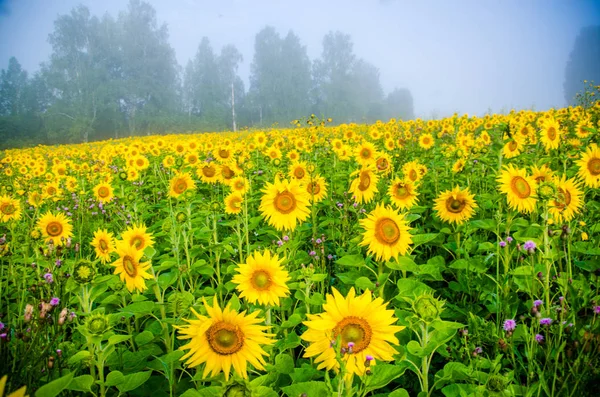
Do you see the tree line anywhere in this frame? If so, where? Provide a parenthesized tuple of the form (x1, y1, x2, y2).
(0, 0, 414, 148)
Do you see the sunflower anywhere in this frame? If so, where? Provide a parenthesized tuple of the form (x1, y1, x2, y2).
(576, 144, 600, 188)
(42, 182, 62, 200)
(224, 192, 243, 215)
(218, 164, 237, 185)
(355, 141, 378, 166)
(402, 161, 425, 183)
(433, 186, 478, 224)
(121, 223, 154, 251)
(259, 178, 311, 231)
(93, 183, 114, 203)
(374, 153, 393, 175)
(230, 176, 249, 195)
(349, 166, 379, 204)
(197, 163, 221, 184)
(540, 119, 561, 152)
(177, 298, 274, 381)
(169, 172, 196, 198)
(387, 178, 418, 210)
(549, 175, 583, 223)
(530, 164, 554, 185)
(418, 133, 435, 150)
(91, 228, 116, 264)
(37, 211, 73, 245)
(0, 375, 27, 397)
(301, 288, 403, 377)
(289, 161, 308, 182)
(111, 240, 152, 292)
(232, 250, 290, 306)
(359, 204, 413, 261)
(162, 155, 175, 168)
(303, 174, 328, 203)
(27, 191, 43, 208)
(502, 139, 524, 159)
(498, 165, 537, 213)
(0, 195, 21, 223)
(452, 158, 466, 173)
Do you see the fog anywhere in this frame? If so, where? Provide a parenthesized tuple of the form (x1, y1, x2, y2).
(2, 0, 598, 118)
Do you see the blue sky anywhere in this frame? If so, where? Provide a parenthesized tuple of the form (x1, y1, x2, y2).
(1, 0, 599, 118)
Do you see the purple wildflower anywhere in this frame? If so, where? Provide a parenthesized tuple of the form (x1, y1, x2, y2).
(327, 254, 334, 260)
(533, 300, 543, 308)
(499, 241, 506, 248)
(535, 334, 544, 343)
(594, 306, 600, 314)
(44, 273, 53, 284)
(365, 355, 374, 361)
(50, 297, 60, 306)
(503, 319, 516, 332)
(309, 250, 317, 256)
(506, 236, 513, 243)
(316, 238, 322, 244)
(540, 318, 552, 326)
(283, 235, 289, 242)
(277, 240, 283, 247)
(523, 240, 536, 253)
(0, 322, 4, 331)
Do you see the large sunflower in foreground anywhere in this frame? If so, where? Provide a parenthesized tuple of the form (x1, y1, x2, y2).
(91, 228, 116, 264)
(549, 175, 583, 223)
(232, 250, 290, 306)
(433, 186, 478, 225)
(177, 298, 274, 381)
(498, 165, 537, 213)
(259, 178, 310, 231)
(302, 287, 403, 377)
(359, 204, 413, 261)
(169, 172, 196, 198)
(349, 166, 379, 204)
(111, 241, 152, 293)
(576, 144, 600, 188)
(93, 183, 114, 203)
(0, 195, 21, 223)
(37, 211, 73, 245)
(121, 223, 154, 251)
(387, 178, 419, 210)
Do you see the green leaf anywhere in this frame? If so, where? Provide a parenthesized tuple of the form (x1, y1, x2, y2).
(386, 256, 417, 271)
(104, 371, 125, 387)
(364, 363, 409, 393)
(135, 330, 154, 346)
(108, 334, 131, 346)
(67, 350, 91, 365)
(158, 271, 178, 289)
(470, 219, 497, 231)
(280, 313, 303, 328)
(35, 373, 74, 397)
(449, 259, 487, 273)
(411, 233, 439, 248)
(396, 278, 434, 298)
(67, 375, 94, 392)
(281, 381, 330, 397)
(389, 389, 410, 397)
(310, 273, 327, 282)
(275, 353, 295, 375)
(355, 276, 375, 290)
(120, 301, 155, 315)
(116, 371, 152, 393)
(335, 254, 365, 267)
(144, 246, 156, 259)
(179, 389, 203, 397)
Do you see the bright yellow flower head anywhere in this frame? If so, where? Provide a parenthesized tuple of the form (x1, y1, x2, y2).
(37, 211, 73, 246)
(91, 228, 116, 264)
(0, 195, 21, 223)
(434, 186, 478, 225)
(359, 203, 413, 262)
(232, 250, 290, 306)
(259, 177, 311, 231)
(169, 172, 196, 198)
(498, 164, 537, 213)
(111, 240, 152, 293)
(121, 223, 154, 251)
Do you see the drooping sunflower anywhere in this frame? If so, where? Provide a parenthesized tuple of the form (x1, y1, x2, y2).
(93, 183, 114, 203)
(303, 174, 328, 203)
(451, 158, 466, 173)
(121, 223, 154, 251)
(111, 240, 152, 293)
(302, 287, 403, 377)
(169, 172, 196, 198)
(359, 204, 413, 261)
(387, 178, 419, 210)
(433, 186, 478, 224)
(232, 250, 290, 306)
(540, 118, 561, 152)
(37, 211, 73, 245)
(498, 164, 537, 213)
(224, 192, 244, 215)
(177, 298, 274, 381)
(576, 144, 600, 188)
(549, 175, 583, 223)
(349, 166, 379, 204)
(0, 375, 27, 397)
(0, 195, 21, 223)
(259, 178, 311, 231)
(91, 228, 116, 264)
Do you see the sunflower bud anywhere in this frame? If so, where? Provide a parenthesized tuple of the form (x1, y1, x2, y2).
(412, 293, 444, 323)
(537, 181, 556, 200)
(84, 313, 110, 336)
(486, 375, 507, 393)
(73, 260, 95, 284)
(223, 382, 252, 397)
(175, 211, 188, 224)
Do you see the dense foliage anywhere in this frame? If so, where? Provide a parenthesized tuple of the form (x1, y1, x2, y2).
(1, 98, 600, 396)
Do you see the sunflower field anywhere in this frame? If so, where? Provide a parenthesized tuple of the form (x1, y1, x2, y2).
(1, 100, 600, 397)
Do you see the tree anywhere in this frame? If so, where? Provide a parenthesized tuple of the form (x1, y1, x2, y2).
(218, 44, 244, 131)
(384, 88, 414, 121)
(0, 57, 28, 116)
(564, 26, 600, 106)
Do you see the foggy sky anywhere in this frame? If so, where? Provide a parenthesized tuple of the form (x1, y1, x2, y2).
(1, 0, 599, 119)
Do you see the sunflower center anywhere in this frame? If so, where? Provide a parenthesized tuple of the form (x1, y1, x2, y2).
(99, 239, 109, 252)
(251, 270, 272, 290)
(547, 127, 557, 140)
(219, 149, 230, 159)
(203, 166, 216, 177)
(510, 176, 531, 198)
(294, 168, 305, 179)
(360, 149, 371, 159)
(446, 197, 466, 213)
(376, 158, 389, 171)
(334, 316, 372, 353)
(98, 187, 110, 198)
(508, 141, 518, 151)
(394, 184, 409, 199)
(408, 169, 418, 182)
(588, 158, 600, 176)
(0, 202, 15, 215)
(47, 187, 57, 195)
(46, 221, 63, 237)
(554, 187, 571, 210)
(221, 166, 234, 179)
(207, 322, 244, 355)
(308, 182, 321, 195)
(174, 179, 188, 194)
(130, 236, 144, 249)
(358, 172, 371, 191)
(375, 218, 400, 245)
(234, 181, 245, 190)
(274, 191, 296, 214)
(122, 255, 137, 277)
